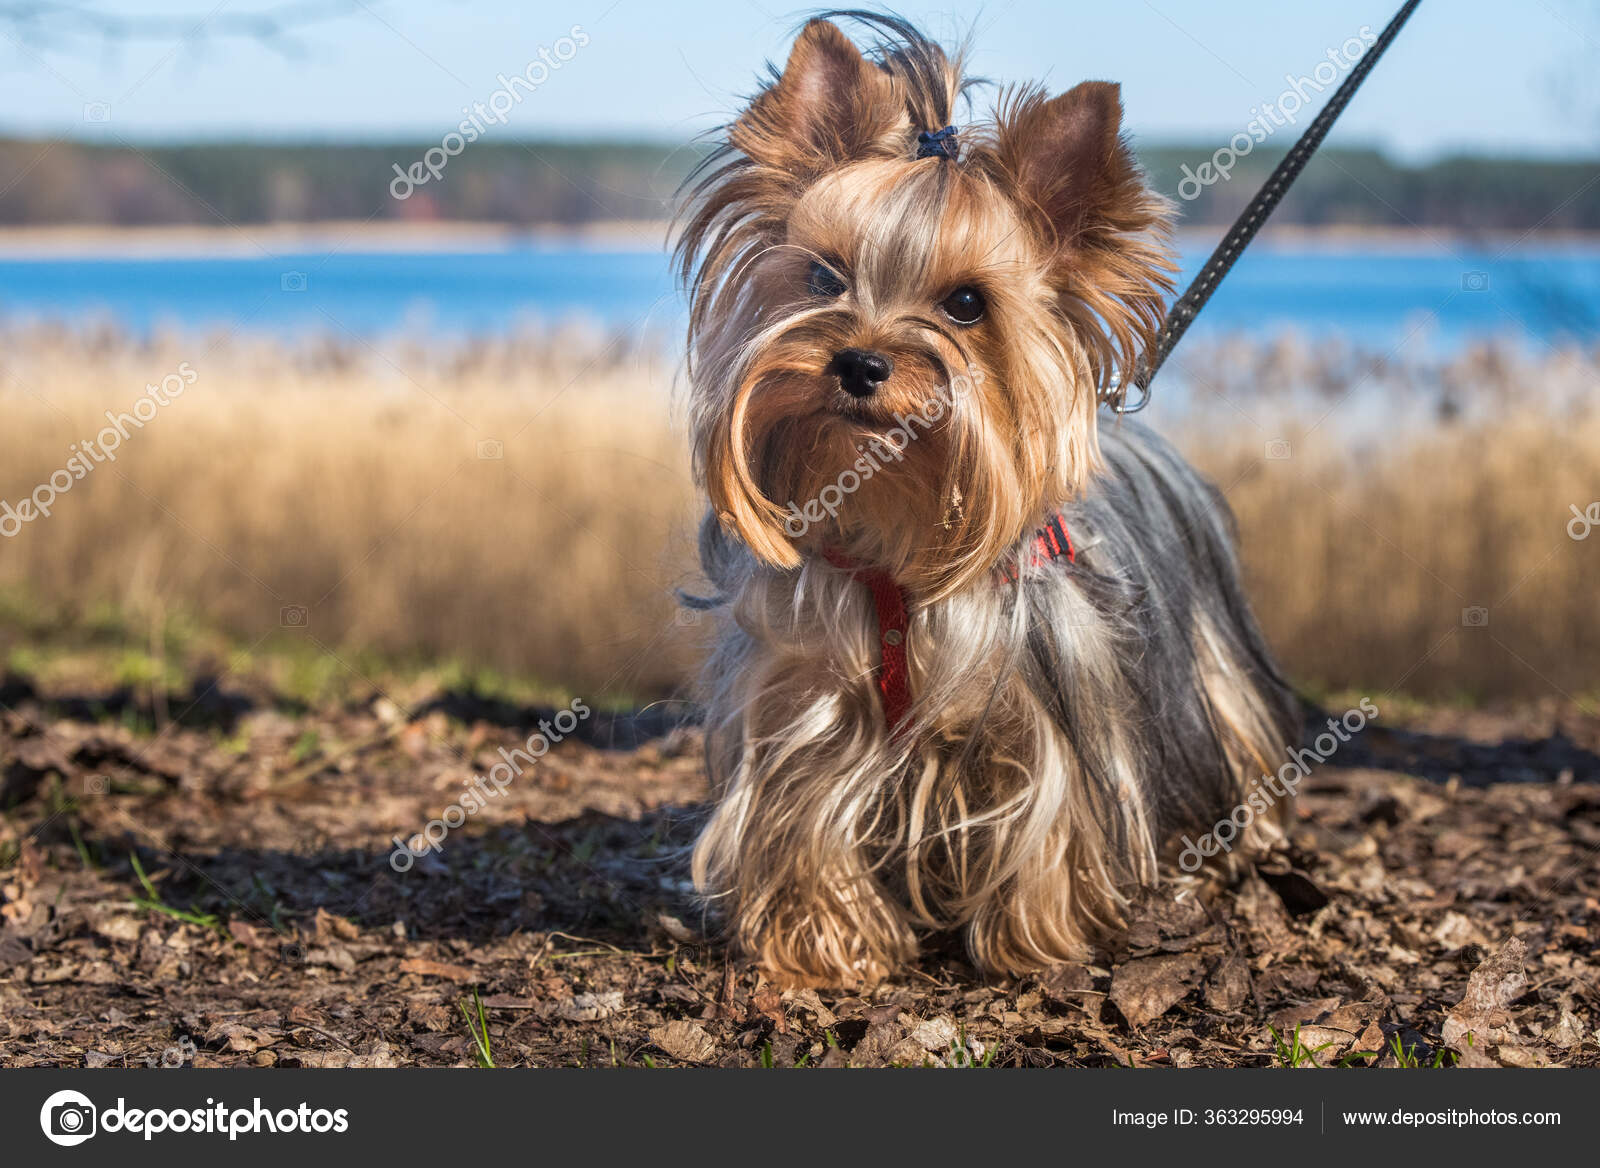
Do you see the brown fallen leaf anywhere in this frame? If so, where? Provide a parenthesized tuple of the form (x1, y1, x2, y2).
(906, 1015, 959, 1052)
(1547, 1008, 1587, 1049)
(93, 916, 144, 944)
(289, 1042, 399, 1069)
(398, 957, 477, 982)
(1452, 1037, 1501, 1069)
(406, 1004, 455, 1032)
(1037, 963, 1101, 1012)
(314, 908, 361, 943)
(1110, 953, 1204, 1029)
(1295, 1025, 1358, 1060)
(1352, 1018, 1386, 1063)
(1495, 1045, 1549, 1068)
(1203, 953, 1252, 1013)
(749, 984, 787, 1033)
(553, 991, 623, 1022)
(304, 946, 357, 973)
(0, 929, 32, 973)
(656, 913, 696, 944)
(787, 988, 837, 1028)
(1431, 911, 1485, 950)
(206, 1022, 275, 1053)
(1233, 875, 1297, 956)
(1318, 986, 1390, 1035)
(847, 1020, 910, 1067)
(1122, 889, 1214, 952)
(649, 1020, 717, 1064)
(1442, 936, 1527, 1056)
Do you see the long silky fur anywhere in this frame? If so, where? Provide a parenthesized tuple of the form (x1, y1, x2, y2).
(678, 14, 1299, 985)
(690, 423, 1298, 981)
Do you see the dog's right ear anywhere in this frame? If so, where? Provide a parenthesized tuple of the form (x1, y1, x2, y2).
(731, 19, 907, 180)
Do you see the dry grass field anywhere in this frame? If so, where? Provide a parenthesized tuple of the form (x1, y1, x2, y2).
(0, 325, 699, 702)
(1, 324, 1595, 704)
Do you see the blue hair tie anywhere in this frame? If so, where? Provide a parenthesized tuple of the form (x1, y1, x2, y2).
(915, 125, 958, 160)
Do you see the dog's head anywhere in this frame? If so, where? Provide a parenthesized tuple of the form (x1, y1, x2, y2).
(678, 15, 1174, 597)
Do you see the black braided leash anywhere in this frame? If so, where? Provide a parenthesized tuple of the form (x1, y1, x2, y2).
(1109, 0, 1424, 413)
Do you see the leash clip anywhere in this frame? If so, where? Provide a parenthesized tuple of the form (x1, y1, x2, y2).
(1101, 372, 1152, 415)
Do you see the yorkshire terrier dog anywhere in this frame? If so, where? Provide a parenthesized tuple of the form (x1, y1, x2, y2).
(676, 14, 1298, 986)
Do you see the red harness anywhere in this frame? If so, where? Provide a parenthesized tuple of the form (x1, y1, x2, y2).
(825, 512, 1075, 735)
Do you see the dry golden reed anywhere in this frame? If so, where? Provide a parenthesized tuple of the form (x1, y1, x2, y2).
(0, 325, 701, 698)
(1204, 408, 1600, 702)
(1, 324, 1595, 702)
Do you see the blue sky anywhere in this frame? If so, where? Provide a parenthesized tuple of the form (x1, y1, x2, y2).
(0, 0, 1596, 159)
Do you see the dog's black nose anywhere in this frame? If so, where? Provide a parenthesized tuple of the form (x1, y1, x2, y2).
(829, 348, 893, 398)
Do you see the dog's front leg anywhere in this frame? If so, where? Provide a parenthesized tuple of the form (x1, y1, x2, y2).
(693, 666, 917, 988)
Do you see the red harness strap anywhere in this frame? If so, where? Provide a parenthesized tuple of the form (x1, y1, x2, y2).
(1014, 511, 1076, 581)
(824, 548, 914, 732)
(825, 512, 1075, 735)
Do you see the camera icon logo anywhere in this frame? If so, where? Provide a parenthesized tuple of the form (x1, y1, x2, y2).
(280, 604, 308, 628)
(82, 102, 111, 123)
(1461, 271, 1490, 292)
(280, 271, 308, 293)
(1264, 438, 1292, 461)
(476, 438, 504, 460)
(1461, 606, 1489, 627)
(40, 1089, 97, 1146)
(83, 773, 110, 796)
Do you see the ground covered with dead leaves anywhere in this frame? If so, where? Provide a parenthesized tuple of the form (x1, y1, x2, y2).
(1, 669, 1597, 1069)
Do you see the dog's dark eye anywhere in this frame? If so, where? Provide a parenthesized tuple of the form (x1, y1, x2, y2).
(939, 285, 986, 325)
(808, 261, 847, 298)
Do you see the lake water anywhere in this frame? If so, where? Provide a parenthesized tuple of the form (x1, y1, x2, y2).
(1, 238, 1597, 351)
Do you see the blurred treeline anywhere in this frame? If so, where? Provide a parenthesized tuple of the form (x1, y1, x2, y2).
(0, 139, 695, 226)
(1, 136, 1595, 230)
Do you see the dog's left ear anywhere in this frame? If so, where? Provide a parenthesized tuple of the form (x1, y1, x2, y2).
(993, 81, 1164, 256)
(993, 81, 1174, 386)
